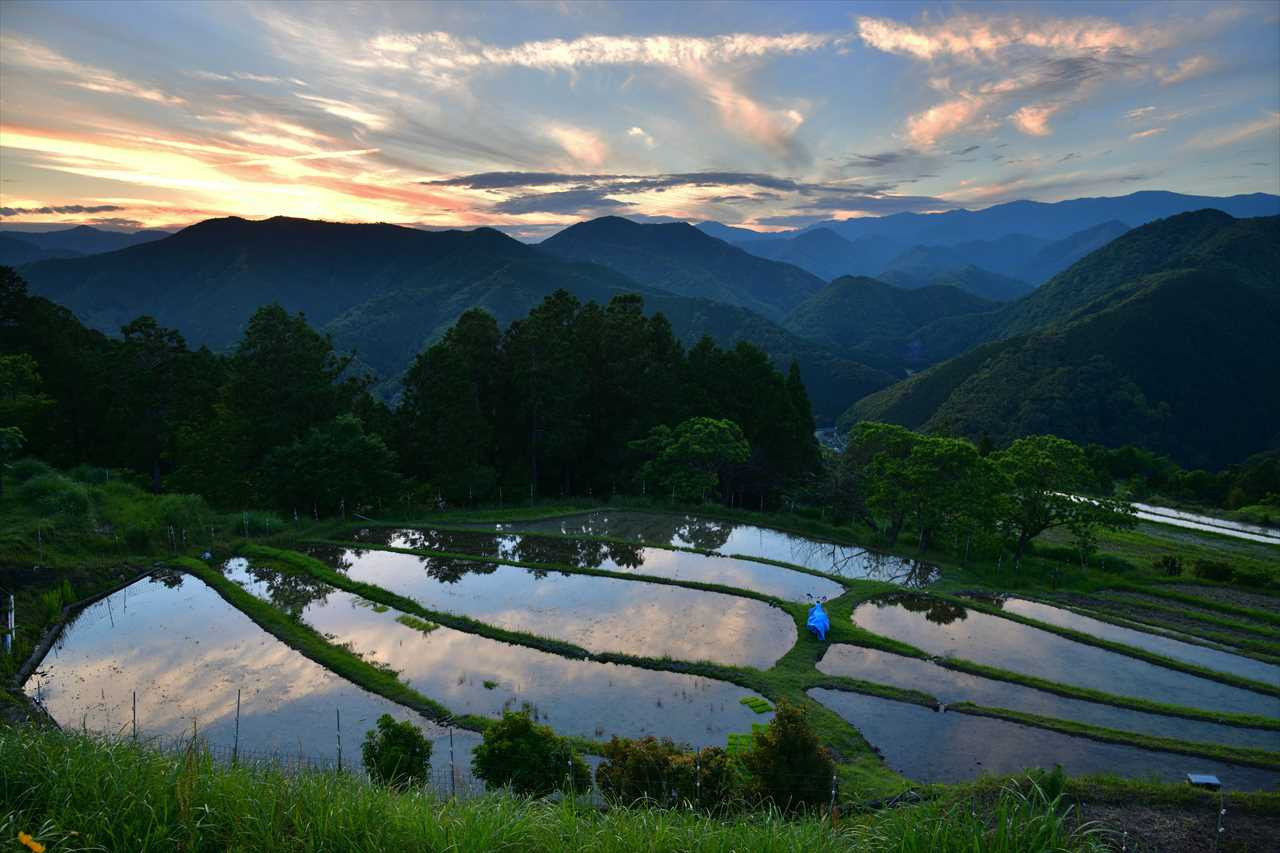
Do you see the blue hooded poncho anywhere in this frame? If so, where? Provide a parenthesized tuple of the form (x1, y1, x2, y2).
(807, 602, 830, 641)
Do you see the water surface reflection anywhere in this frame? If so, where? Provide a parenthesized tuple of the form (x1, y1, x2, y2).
(309, 546, 797, 668)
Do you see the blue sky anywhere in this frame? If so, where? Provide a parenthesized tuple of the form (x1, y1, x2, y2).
(1, 0, 1277, 236)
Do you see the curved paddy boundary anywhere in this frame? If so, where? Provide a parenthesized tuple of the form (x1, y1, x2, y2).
(1086, 593, 1280, 643)
(822, 591, 1280, 733)
(1006, 592, 1280, 666)
(1111, 581, 1280, 627)
(912, 590, 1280, 700)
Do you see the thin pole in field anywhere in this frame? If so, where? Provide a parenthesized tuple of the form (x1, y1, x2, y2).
(336, 708, 342, 773)
(233, 689, 241, 765)
(449, 726, 456, 798)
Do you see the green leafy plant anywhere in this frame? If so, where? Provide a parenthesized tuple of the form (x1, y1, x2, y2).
(741, 701, 834, 811)
(360, 714, 433, 790)
(471, 707, 589, 798)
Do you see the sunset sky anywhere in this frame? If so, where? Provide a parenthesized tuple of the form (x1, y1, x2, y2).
(2, 0, 1278, 238)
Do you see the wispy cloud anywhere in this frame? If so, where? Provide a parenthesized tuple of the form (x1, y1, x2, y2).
(1157, 55, 1217, 86)
(1, 34, 185, 104)
(627, 126, 656, 149)
(1184, 112, 1280, 151)
(547, 125, 608, 169)
(0, 203, 123, 216)
(1129, 127, 1167, 141)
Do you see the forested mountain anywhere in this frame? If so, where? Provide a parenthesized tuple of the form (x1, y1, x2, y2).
(539, 216, 825, 320)
(783, 276, 995, 353)
(845, 211, 1280, 468)
(2, 268, 819, 507)
(16, 216, 890, 420)
(0, 225, 170, 259)
(0, 234, 81, 266)
(876, 264, 1033, 302)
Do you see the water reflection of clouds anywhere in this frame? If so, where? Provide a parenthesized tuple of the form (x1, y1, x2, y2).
(852, 599, 1279, 717)
(1002, 598, 1280, 685)
(26, 577, 441, 758)
(808, 688, 1280, 790)
(286, 589, 766, 746)
(323, 547, 795, 668)
(817, 644, 1280, 751)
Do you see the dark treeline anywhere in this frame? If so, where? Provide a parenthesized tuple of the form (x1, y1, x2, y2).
(1085, 443, 1280, 512)
(1, 268, 818, 513)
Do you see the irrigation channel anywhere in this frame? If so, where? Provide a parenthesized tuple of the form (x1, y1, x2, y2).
(22, 511, 1280, 792)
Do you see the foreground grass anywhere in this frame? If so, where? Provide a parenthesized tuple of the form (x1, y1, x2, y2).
(0, 726, 1117, 853)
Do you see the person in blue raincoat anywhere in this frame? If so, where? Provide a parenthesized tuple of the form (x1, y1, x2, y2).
(807, 600, 830, 640)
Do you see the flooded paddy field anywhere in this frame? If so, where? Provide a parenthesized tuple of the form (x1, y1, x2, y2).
(808, 689, 1280, 790)
(817, 645, 1279, 751)
(224, 559, 771, 748)
(995, 598, 1280, 685)
(464, 511, 938, 584)
(851, 595, 1279, 718)
(308, 545, 797, 668)
(350, 527, 844, 601)
(23, 573, 475, 764)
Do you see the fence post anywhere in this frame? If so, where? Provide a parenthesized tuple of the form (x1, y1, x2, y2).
(695, 749, 701, 810)
(336, 708, 342, 773)
(449, 725, 456, 798)
(132, 690, 137, 742)
(829, 773, 838, 823)
(233, 688, 241, 765)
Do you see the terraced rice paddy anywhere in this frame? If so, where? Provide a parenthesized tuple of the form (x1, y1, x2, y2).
(808, 689, 1280, 790)
(308, 545, 797, 668)
(468, 511, 938, 584)
(350, 527, 845, 601)
(850, 595, 1278, 717)
(224, 558, 771, 747)
(24, 573, 471, 762)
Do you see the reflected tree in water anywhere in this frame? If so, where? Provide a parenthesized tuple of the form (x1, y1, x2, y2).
(673, 518, 733, 551)
(246, 564, 331, 618)
(894, 594, 969, 626)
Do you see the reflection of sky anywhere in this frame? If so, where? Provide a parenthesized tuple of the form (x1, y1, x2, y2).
(818, 645, 1279, 751)
(852, 601, 1280, 718)
(357, 527, 844, 601)
(482, 511, 937, 584)
(1131, 502, 1280, 545)
(315, 547, 796, 668)
(23, 575, 465, 761)
(1003, 599, 1280, 685)
(808, 689, 1279, 790)
(227, 560, 769, 747)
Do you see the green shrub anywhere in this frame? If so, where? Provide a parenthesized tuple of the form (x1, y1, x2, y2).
(9, 457, 52, 483)
(67, 464, 111, 484)
(741, 701, 834, 811)
(1192, 559, 1233, 582)
(39, 579, 75, 622)
(154, 493, 210, 529)
(18, 473, 92, 519)
(597, 737, 684, 804)
(668, 746, 742, 810)
(1153, 555, 1182, 577)
(360, 714, 432, 790)
(123, 526, 153, 553)
(471, 708, 589, 798)
(1230, 566, 1273, 589)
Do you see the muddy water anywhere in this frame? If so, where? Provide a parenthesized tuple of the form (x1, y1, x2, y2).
(463, 511, 937, 584)
(23, 573, 476, 765)
(225, 559, 771, 747)
(999, 598, 1280, 685)
(808, 688, 1280, 790)
(850, 596, 1279, 718)
(817, 645, 1279, 751)
(308, 545, 797, 669)
(351, 528, 844, 602)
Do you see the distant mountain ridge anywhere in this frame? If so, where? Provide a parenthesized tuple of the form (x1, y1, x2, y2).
(0, 225, 170, 262)
(15, 215, 892, 420)
(540, 216, 825, 321)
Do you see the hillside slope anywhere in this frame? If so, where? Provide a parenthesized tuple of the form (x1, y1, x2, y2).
(783, 276, 996, 352)
(844, 212, 1280, 467)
